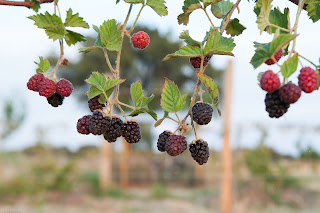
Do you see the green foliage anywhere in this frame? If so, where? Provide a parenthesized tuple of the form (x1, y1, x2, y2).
(203, 31, 235, 56)
(100, 19, 122, 51)
(196, 73, 219, 108)
(179, 30, 201, 47)
(163, 45, 202, 61)
(178, 0, 202, 25)
(306, 0, 320, 22)
(35, 56, 50, 73)
(65, 9, 90, 28)
(256, 0, 273, 34)
(160, 79, 187, 113)
(225, 18, 246, 37)
(146, 0, 168, 16)
(211, 0, 233, 19)
(280, 54, 298, 78)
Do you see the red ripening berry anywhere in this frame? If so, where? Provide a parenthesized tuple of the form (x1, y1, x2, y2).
(265, 49, 283, 65)
(260, 70, 281, 93)
(189, 55, 212, 69)
(131, 31, 150, 49)
(298, 67, 319, 93)
(38, 79, 56, 97)
(27, 73, 45, 92)
(278, 83, 301, 104)
(56, 79, 73, 97)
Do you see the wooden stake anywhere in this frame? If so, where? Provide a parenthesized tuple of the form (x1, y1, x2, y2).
(120, 137, 130, 188)
(99, 138, 112, 191)
(221, 60, 233, 213)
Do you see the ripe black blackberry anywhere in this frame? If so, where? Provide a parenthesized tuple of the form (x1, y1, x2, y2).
(189, 139, 210, 165)
(122, 120, 141, 144)
(88, 95, 105, 112)
(88, 111, 110, 135)
(77, 115, 91, 135)
(103, 116, 123, 143)
(192, 102, 213, 125)
(165, 135, 187, 156)
(157, 130, 172, 152)
(47, 93, 64, 107)
(265, 90, 290, 118)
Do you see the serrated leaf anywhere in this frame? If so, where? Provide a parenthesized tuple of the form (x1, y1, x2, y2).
(201, 0, 222, 7)
(93, 25, 99, 33)
(86, 86, 103, 99)
(64, 9, 89, 28)
(146, 0, 168, 16)
(141, 94, 155, 107)
(250, 42, 271, 68)
(35, 56, 50, 73)
(65, 30, 86, 46)
(256, 0, 273, 34)
(30, 0, 40, 12)
(196, 73, 219, 106)
(204, 31, 235, 56)
(100, 19, 122, 51)
(269, 34, 297, 54)
(143, 107, 158, 121)
(211, 0, 234, 18)
(161, 79, 186, 113)
(281, 54, 298, 78)
(85, 72, 107, 91)
(28, 12, 66, 41)
(104, 78, 125, 92)
(130, 81, 144, 107)
(268, 7, 290, 34)
(225, 18, 246, 36)
(202, 28, 214, 44)
(179, 30, 201, 47)
(163, 45, 202, 61)
(306, 0, 320, 22)
(178, 0, 202, 25)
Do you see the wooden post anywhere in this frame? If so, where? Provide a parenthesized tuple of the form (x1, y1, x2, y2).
(99, 138, 112, 191)
(120, 137, 130, 188)
(221, 60, 233, 213)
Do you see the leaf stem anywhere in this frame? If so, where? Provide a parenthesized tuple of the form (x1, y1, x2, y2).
(268, 24, 291, 33)
(182, 79, 201, 123)
(116, 103, 128, 122)
(220, 0, 241, 34)
(128, 4, 145, 33)
(47, 39, 64, 82)
(296, 53, 317, 68)
(103, 49, 116, 74)
(202, 8, 215, 28)
(118, 101, 136, 110)
(289, 0, 305, 58)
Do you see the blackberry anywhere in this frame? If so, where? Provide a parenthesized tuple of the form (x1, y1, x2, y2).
(189, 139, 210, 165)
(39, 79, 56, 97)
(47, 93, 64, 107)
(122, 120, 141, 144)
(103, 116, 123, 143)
(189, 55, 212, 69)
(192, 102, 213, 125)
(27, 73, 45, 92)
(279, 83, 301, 104)
(77, 115, 91, 135)
(56, 79, 73, 97)
(157, 130, 172, 152)
(88, 111, 110, 135)
(165, 135, 187, 156)
(265, 90, 290, 118)
(88, 95, 105, 112)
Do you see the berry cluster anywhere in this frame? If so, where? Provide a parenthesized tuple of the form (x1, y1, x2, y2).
(77, 95, 142, 144)
(260, 67, 319, 118)
(27, 73, 73, 107)
(156, 102, 213, 165)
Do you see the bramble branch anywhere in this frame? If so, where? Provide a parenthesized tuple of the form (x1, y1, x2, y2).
(0, 0, 54, 8)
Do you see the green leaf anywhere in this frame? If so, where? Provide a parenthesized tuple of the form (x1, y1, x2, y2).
(79, 28, 104, 53)
(204, 31, 235, 56)
(93, 25, 100, 33)
(256, 0, 273, 34)
(280, 54, 298, 78)
(201, 0, 222, 7)
(211, 0, 233, 18)
(154, 111, 169, 127)
(129, 109, 144, 117)
(250, 42, 271, 69)
(28, 12, 66, 41)
(141, 95, 154, 107)
(163, 45, 202, 61)
(99, 19, 122, 51)
(225, 18, 246, 36)
(85, 72, 107, 91)
(306, 0, 320, 22)
(268, 7, 290, 34)
(179, 30, 201, 47)
(86, 86, 103, 99)
(35, 57, 50, 73)
(269, 34, 297, 54)
(30, 0, 40, 12)
(146, 0, 168, 16)
(160, 78, 186, 113)
(196, 73, 219, 106)
(65, 30, 86, 46)
(130, 81, 144, 107)
(64, 9, 89, 28)
(178, 0, 202, 25)
(104, 78, 125, 92)
(125, 0, 144, 3)
(98, 95, 107, 104)
(143, 107, 158, 121)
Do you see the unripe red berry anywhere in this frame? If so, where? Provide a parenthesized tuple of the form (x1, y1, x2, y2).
(131, 31, 150, 49)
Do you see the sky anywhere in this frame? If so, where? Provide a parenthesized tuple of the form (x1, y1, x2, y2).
(0, 0, 319, 156)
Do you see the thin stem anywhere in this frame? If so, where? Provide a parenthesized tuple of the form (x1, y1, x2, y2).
(202, 8, 215, 28)
(175, 112, 181, 124)
(220, 0, 241, 34)
(167, 117, 179, 123)
(117, 103, 128, 122)
(118, 101, 136, 110)
(55, 1, 61, 18)
(297, 53, 317, 68)
(0, 0, 54, 8)
(200, 55, 205, 73)
(103, 49, 116, 74)
(191, 120, 198, 140)
(182, 79, 201, 122)
(48, 40, 64, 82)
(289, 0, 305, 58)
(268, 24, 292, 33)
(128, 4, 145, 33)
